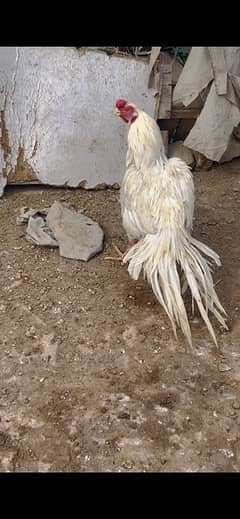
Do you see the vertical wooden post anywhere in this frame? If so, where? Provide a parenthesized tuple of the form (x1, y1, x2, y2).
(154, 63, 172, 157)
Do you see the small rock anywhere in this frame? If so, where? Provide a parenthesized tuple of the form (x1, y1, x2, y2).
(129, 422, 137, 429)
(73, 446, 81, 455)
(121, 460, 133, 469)
(160, 458, 168, 465)
(218, 363, 232, 372)
(219, 448, 234, 459)
(232, 401, 240, 410)
(118, 411, 130, 420)
(25, 326, 37, 338)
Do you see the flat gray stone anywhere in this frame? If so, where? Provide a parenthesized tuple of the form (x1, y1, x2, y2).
(46, 201, 104, 261)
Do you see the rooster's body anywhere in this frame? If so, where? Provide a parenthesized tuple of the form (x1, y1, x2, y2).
(114, 99, 227, 348)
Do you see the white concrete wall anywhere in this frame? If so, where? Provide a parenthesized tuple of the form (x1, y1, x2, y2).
(0, 47, 156, 195)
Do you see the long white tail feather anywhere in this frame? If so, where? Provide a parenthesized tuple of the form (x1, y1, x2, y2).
(190, 236, 221, 266)
(123, 227, 228, 348)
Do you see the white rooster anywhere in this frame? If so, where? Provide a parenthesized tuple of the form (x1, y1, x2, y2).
(107, 98, 228, 348)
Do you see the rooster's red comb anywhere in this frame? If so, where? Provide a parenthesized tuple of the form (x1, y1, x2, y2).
(116, 99, 127, 109)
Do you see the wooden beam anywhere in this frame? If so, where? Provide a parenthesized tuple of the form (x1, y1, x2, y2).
(154, 71, 163, 120)
(161, 130, 168, 155)
(170, 108, 201, 119)
(158, 64, 172, 119)
(154, 63, 172, 120)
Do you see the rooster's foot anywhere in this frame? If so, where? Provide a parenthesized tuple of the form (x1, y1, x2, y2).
(105, 240, 138, 262)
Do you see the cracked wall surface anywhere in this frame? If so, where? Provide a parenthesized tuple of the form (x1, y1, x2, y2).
(0, 47, 156, 196)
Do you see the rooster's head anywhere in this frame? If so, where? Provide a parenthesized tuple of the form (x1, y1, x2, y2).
(115, 99, 138, 124)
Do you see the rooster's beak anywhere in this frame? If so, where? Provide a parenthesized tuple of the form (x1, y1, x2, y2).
(115, 108, 121, 116)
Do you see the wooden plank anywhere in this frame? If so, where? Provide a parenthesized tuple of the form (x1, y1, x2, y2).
(147, 47, 161, 88)
(158, 63, 173, 75)
(158, 64, 172, 119)
(158, 51, 183, 86)
(154, 71, 163, 120)
(161, 130, 168, 155)
(154, 64, 172, 120)
(158, 119, 196, 142)
(170, 109, 201, 119)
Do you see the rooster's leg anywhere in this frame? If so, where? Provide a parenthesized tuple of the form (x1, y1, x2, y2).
(105, 240, 138, 262)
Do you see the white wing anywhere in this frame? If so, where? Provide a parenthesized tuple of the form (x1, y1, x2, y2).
(121, 156, 194, 240)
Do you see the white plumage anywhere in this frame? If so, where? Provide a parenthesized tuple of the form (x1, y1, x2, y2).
(118, 101, 227, 348)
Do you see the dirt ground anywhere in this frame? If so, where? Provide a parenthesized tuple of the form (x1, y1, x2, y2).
(0, 160, 240, 473)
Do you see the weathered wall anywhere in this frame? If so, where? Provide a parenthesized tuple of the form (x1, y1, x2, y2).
(0, 47, 156, 196)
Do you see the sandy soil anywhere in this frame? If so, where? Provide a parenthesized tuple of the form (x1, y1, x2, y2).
(0, 161, 240, 472)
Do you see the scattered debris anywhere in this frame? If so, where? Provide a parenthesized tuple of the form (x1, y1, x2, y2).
(16, 206, 49, 225)
(232, 401, 240, 410)
(47, 201, 104, 261)
(218, 448, 234, 459)
(218, 363, 233, 372)
(25, 326, 37, 339)
(27, 214, 58, 247)
(41, 333, 58, 366)
(17, 201, 104, 261)
(118, 411, 130, 420)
